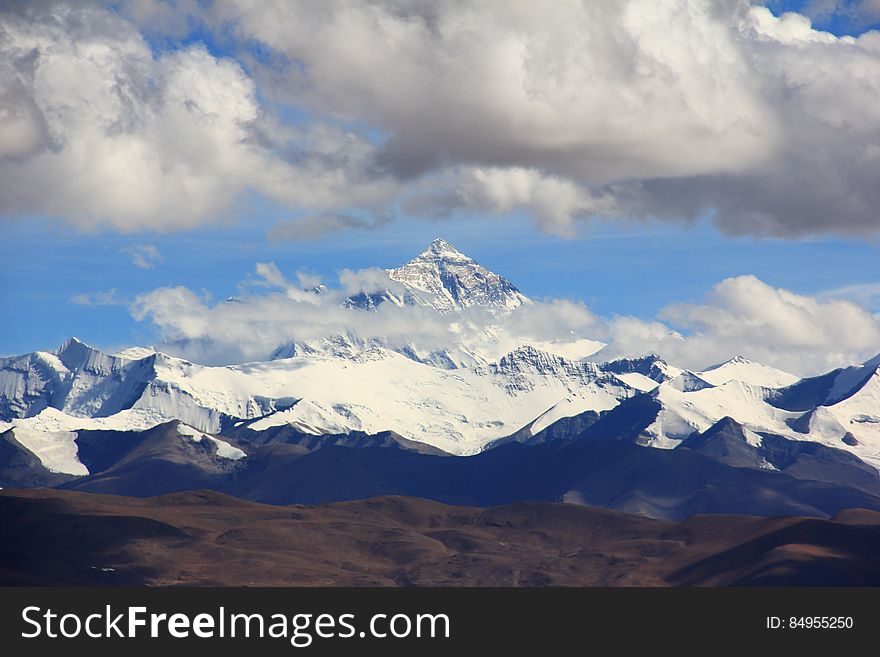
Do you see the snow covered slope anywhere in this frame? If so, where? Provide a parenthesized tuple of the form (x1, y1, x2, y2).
(4, 336, 880, 468)
(0, 337, 154, 420)
(642, 379, 800, 449)
(0, 408, 243, 475)
(247, 345, 638, 454)
(801, 365, 880, 467)
(0, 339, 640, 456)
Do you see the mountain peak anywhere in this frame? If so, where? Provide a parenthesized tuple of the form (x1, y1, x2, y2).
(418, 238, 473, 262)
(56, 336, 93, 355)
(697, 356, 798, 389)
(705, 355, 753, 369)
(372, 238, 530, 314)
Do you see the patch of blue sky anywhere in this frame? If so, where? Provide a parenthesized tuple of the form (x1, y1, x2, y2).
(768, 0, 880, 35)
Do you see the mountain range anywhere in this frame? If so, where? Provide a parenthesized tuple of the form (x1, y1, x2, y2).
(2, 239, 879, 521)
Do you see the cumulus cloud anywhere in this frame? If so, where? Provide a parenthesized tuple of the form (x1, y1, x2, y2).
(0, 1, 396, 232)
(209, 0, 880, 238)
(1, 1, 879, 238)
(405, 167, 624, 236)
(337, 267, 402, 296)
(601, 275, 880, 374)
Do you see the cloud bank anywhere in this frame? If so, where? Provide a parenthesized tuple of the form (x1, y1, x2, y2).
(2, 1, 880, 238)
(128, 262, 880, 376)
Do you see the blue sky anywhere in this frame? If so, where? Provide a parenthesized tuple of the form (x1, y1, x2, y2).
(770, 0, 880, 33)
(1, 1, 879, 365)
(2, 208, 877, 356)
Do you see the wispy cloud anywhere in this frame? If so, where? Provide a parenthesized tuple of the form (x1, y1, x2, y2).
(818, 281, 880, 311)
(123, 244, 162, 270)
(70, 289, 124, 307)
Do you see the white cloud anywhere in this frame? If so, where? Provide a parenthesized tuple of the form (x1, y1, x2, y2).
(337, 268, 401, 296)
(601, 275, 880, 374)
(3, 1, 880, 238)
(0, 2, 397, 232)
(295, 271, 323, 289)
(127, 260, 880, 376)
(210, 0, 880, 237)
(124, 244, 162, 269)
(129, 260, 604, 365)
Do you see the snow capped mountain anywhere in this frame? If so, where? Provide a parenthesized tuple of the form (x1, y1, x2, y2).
(567, 354, 880, 468)
(0, 338, 639, 456)
(0, 337, 155, 420)
(0, 339, 293, 433)
(600, 354, 682, 391)
(0, 408, 244, 476)
(346, 238, 530, 314)
(273, 240, 548, 370)
(791, 362, 880, 465)
(696, 356, 799, 389)
(1, 239, 879, 476)
(2, 339, 880, 467)
(642, 379, 799, 449)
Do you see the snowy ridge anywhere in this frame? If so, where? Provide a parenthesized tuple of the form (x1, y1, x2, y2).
(270, 333, 483, 370)
(240, 345, 639, 454)
(824, 354, 880, 405)
(2, 340, 880, 465)
(1, 340, 639, 456)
